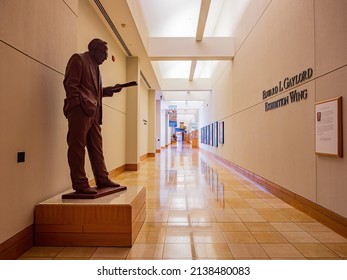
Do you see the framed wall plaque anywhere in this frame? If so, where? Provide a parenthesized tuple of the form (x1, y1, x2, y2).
(315, 96, 343, 157)
(207, 125, 210, 145)
(219, 121, 224, 144)
(213, 121, 218, 147)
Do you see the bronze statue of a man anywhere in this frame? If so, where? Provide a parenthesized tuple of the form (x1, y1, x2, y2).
(63, 38, 121, 194)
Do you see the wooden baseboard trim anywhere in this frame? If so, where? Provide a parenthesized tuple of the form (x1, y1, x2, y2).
(0, 225, 33, 260)
(125, 164, 138, 171)
(109, 164, 126, 178)
(211, 152, 347, 238)
(140, 153, 156, 161)
(140, 154, 147, 161)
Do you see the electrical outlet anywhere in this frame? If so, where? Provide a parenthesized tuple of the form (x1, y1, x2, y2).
(17, 152, 25, 163)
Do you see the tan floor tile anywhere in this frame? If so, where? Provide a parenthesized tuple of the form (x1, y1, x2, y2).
(223, 190, 241, 198)
(126, 244, 164, 259)
(270, 222, 304, 232)
(239, 214, 266, 222)
(219, 222, 249, 232)
(245, 222, 277, 232)
(280, 209, 315, 222)
(56, 247, 96, 258)
(90, 247, 130, 259)
(252, 232, 288, 243)
(163, 243, 195, 259)
(214, 214, 242, 223)
(259, 212, 290, 222)
(293, 243, 339, 258)
(190, 214, 216, 223)
(195, 243, 233, 259)
(223, 232, 258, 244)
(140, 222, 167, 232)
(237, 191, 259, 199)
(192, 222, 221, 231)
(308, 231, 347, 243)
(54, 257, 90, 260)
(229, 244, 269, 259)
(296, 222, 334, 232)
(280, 231, 319, 243)
(135, 231, 166, 244)
(167, 222, 193, 232)
(261, 244, 304, 259)
(193, 231, 226, 243)
(233, 208, 258, 215)
(225, 199, 252, 208)
(145, 209, 169, 222)
(18, 246, 63, 258)
(325, 243, 347, 257)
(167, 213, 191, 223)
(165, 231, 193, 243)
(305, 257, 342, 260)
(17, 257, 54, 260)
(244, 199, 272, 209)
(212, 208, 237, 216)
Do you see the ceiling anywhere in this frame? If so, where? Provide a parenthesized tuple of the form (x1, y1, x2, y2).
(92, 0, 251, 110)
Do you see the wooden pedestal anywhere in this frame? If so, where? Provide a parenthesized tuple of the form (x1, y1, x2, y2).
(34, 186, 145, 247)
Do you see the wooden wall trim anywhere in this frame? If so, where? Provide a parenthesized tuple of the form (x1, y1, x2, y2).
(109, 164, 126, 178)
(125, 164, 138, 171)
(140, 153, 156, 161)
(209, 152, 347, 238)
(140, 154, 147, 161)
(0, 225, 33, 260)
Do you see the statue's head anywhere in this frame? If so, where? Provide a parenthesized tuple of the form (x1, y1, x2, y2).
(88, 38, 108, 65)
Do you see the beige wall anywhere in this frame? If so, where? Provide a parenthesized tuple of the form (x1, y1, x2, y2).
(315, 0, 347, 216)
(0, 0, 78, 243)
(201, 0, 347, 218)
(139, 79, 149, 157)
(126, 57, 140, 165)
(148, 90, 156, 154)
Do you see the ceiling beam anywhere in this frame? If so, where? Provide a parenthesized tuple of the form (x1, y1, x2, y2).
(196, 0, 211, 41)
(190, 0, 211, 82)
(189, 60, 197, 81)
(162, 90, 210, 101)
(148, 37, 234, 60)
(159, 78, 212, 91)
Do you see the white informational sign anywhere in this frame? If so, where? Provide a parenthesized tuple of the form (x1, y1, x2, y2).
(315, 97, 343, 157)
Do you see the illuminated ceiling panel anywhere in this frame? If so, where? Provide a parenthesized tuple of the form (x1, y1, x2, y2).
(152, 61, 192, 79)
(139, 0, 201, 37)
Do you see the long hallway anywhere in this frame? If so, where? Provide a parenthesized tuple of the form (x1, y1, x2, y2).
(19, 145, 347, 260)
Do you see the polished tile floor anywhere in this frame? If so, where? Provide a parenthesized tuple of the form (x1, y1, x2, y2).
(19, 144, 347, 260)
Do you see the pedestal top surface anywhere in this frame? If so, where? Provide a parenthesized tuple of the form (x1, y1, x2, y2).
(38, 186, 144, 205)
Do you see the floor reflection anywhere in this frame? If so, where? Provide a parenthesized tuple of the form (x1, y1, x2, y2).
(18, 144, 347, 260)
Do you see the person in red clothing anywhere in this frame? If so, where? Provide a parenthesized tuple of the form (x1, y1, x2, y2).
(63, 38, 121, 194)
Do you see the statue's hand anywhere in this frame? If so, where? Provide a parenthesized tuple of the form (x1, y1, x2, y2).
(103, 86, 114, 97)
(112, 84, 122, 93)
